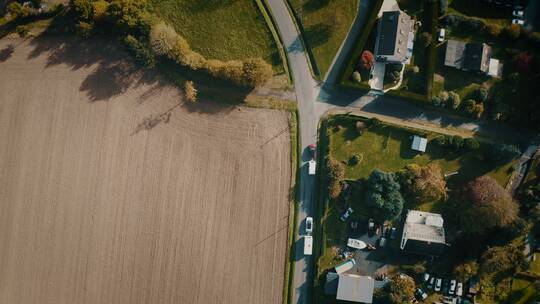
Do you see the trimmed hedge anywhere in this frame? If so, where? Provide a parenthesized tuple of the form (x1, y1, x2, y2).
(339, 0, 384, 87)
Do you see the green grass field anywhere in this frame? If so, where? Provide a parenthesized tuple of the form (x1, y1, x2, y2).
(150, 0, 283, 72)
(289, 0, 359, 78)
(328, 118, 513, 186)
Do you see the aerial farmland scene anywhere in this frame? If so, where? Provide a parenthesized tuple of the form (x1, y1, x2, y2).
(0, 1, 539, 304)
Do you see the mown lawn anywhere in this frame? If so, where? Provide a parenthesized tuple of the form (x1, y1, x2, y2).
(150, 0, 283, 72)
(328, 117, 514, 186)
(289, 0, 359, 78)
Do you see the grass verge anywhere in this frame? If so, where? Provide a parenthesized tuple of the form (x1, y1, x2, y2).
(283, 110, 299, 304)
(288, 0, 359, 79)
(255, 0, 292, 82)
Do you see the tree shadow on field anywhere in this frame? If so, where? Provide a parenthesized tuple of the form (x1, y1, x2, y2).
(303, 0, 330, 12)
(304, 23, 332, 49)
(0, 44, 14, 62)
(26, 36, 170, 102)
(25, 36, 253, 108)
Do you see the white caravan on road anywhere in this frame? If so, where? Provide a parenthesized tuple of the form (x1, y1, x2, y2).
(304, 235, 313, 255)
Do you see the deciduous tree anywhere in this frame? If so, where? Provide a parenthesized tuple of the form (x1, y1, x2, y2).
(459, 175, 519, 234)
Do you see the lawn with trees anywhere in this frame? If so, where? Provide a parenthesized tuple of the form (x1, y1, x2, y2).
(288, 0, 359, 79)
(314, 115, 527, 303)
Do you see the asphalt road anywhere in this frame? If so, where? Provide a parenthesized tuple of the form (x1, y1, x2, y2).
(266, 1, 537, 303)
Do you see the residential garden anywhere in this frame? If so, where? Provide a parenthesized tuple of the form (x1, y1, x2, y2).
(288, 0, 359, 79)
(313, 115, 538, 303)
(430, 0, 540, 129)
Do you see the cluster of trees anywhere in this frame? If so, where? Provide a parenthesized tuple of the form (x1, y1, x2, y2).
(6, 0, 46, 20)
(432, 135, 480, 151)
(365, 170, 404, 222)
(432, 88, 487, 118)
(374, 274, 416, 304)
(326, 157, 345, 199)
(457, 175, 519, 235)
(350, 50, 374, 83)
(67, 1, 273, 87)
(149, 22, 272, 87)
(384, 63, 403, 85)
(399, 163, 447, 203)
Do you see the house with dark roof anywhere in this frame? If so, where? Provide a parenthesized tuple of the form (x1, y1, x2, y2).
(444, 39, 502, 77)
(400, 210, 447, 256)
(374, 11, 415, 63)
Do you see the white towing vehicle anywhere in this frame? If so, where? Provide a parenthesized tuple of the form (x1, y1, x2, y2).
(308, 160, 316, 175)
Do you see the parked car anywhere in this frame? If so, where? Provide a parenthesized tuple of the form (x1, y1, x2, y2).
(512, 10, 524, 18)
(512, 18, 525, 25)
(435, 278, 442, 292)
(390, 227, 397, 239)
(456, 282, 463, 296)
(415, 288, 428, 300)
(449, 279, 457, 295)
(340, 207, 354, 222)
(367, 218, 375, 236)
(378, 237, 387, 248)
(423, 273, 430, 284)
(438, 28, 446, 42)
(305, 217, 313, 234)
(307, 144, 316, 158)
(428, 277, 435, 290)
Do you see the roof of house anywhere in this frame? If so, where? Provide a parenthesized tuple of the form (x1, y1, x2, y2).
(464, 43, 492, 72)
(336, 274, 375, 303)
(444, 40, 493, 72)
(444, 39, 466, 69)
(401, 210, 446, 255)
(325, 272, 339, 295)
(375, 11, 413, 61)
(411, 135, 428, 152)
(488, 58, 503, 77)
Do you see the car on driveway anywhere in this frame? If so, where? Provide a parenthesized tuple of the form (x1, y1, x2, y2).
(512, 18, 525, 25)
(449, 279, 456, 295)
(340, 207, 354, 222)
(305, 217, 313, 234)
(435, 278, 442, 292)
(415, 288, 428, 300)
(513, 10, 524, 18)
(428, 277, 435, 290)
(456, 282, 463, 296)
(438, 28, 446, 42)
(423, 273, 430, 284)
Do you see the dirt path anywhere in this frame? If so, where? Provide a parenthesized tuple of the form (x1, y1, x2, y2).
(0, 37, 291, 304)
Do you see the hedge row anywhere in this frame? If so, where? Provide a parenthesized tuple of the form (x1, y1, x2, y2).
(151, 22, 274, 88)
(338, 0, 384, 87)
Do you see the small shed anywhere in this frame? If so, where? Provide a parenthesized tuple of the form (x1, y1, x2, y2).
(411, 135, 428, 152)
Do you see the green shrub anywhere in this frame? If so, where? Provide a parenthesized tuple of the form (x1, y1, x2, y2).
(369, 117, 382, 128)
(464, 138, 480, 150)
(123, 35, 155, 67)
(485, 23, 502, 38)
(351, 71, 362, 83)
(7, 2, 31, 19)
(15, 25, 30, 37)
(474, 87, 488, 103)
(463, 99, 476, 114)
(487, 143, 521, 164)
(447, 91, 461, 109)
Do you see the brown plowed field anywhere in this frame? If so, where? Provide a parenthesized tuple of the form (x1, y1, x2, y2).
(0, 37, 291, 304)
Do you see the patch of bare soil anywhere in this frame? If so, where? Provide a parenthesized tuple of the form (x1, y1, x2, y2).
(0, 37, 291, 304)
